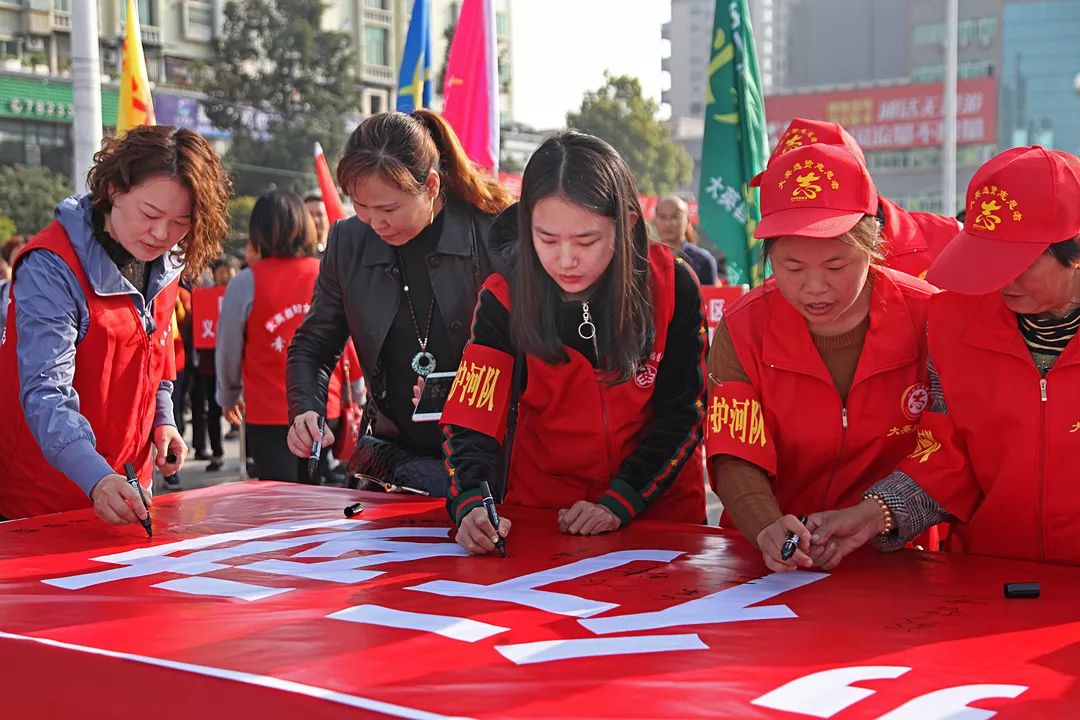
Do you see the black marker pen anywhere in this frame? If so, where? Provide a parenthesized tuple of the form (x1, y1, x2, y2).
(124, 463, 152, 539)
(780, 515, 808, 561)
(308, 415, 325, 479)
(479, 481, 506, 557)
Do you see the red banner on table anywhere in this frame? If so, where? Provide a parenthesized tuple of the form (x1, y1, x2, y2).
(191, 285, 226, 350)
(701, 284, 749, 332)
(765, 77, 997, 152)
(1, 482, 1077, 719)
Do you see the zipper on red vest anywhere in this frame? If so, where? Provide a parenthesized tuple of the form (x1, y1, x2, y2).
(1038, 377, 1047, 561)
(824, 407, 849, 505)
(589, 332, 615, 480)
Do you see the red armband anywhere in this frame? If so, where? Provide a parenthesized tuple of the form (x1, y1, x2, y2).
(440, 344, 515, 441)
(703, 380, 777, 475)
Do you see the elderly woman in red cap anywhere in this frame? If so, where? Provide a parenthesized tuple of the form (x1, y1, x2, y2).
(807, 146, 1080, 567)
(706, 143, 937, 572)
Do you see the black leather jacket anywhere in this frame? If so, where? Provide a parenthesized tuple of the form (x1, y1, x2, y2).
(286, 196, 497, 441)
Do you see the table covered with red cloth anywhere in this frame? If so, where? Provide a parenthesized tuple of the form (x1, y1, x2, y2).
(0, 482, 1077, 719)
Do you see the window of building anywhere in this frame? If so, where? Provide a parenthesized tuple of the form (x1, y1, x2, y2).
(53, 0, 70, 10)
(496, 11, 509, 38)
(138, 0, 155, 26)
(364, 26, 389, 67)
(122, 0, 156, 26)
(0, 39, 19, 60)
(364, 0, 388, 8)
(367, 91, 386, 115)
(913, 23, 944, 46)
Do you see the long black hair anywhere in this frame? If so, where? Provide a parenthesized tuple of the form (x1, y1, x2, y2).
(510, 131, 653, 382)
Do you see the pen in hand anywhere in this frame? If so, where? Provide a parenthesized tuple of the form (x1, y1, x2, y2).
(478, 481, 506, 557)
(124, 463, 153, 539)
(308, 415, 325, 479)
(780, 514, 808, 561)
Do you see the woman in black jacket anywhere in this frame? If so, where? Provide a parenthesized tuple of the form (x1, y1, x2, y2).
(286, 110, 514, 495)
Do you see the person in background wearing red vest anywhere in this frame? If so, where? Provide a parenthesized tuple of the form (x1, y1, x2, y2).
(755, 118, 960, 279)
(286, 111, 514, 496)
(805, 147, 1080, 567)
(216, 191, 350, 483)
(441, 132, 708, 555)
(190, 257, 238, 473)
(706, 143, 936, 573)
(164, 282, 193, 489)
(654, 195, 719, 286)
(0, 126, 231, 523)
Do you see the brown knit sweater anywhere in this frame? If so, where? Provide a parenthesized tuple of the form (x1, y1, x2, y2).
(707, 314, 870, 547)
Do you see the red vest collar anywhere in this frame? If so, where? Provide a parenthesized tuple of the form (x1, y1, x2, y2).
(961, 291, 1080, 371)
(762, 266, 920, 383)
(879, 195, 929, 257)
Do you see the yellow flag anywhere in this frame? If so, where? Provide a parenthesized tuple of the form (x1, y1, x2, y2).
(116, 0, 155, 133)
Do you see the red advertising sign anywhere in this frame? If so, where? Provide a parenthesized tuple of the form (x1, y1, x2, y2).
(765, 77, 997, 153)
(191, 285, 226, 350)
(701, 284, 750, 334)
(2, 483, 1077, 719)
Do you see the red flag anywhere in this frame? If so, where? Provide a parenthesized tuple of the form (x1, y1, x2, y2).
(313, 142, 348, 225)
(441, 0, 499, 169)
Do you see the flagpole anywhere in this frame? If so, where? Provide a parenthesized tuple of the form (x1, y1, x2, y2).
(942, 0, 958, 217)
(71, 0, 103, 191)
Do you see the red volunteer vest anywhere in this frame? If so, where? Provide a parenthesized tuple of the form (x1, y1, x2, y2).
(243, 256, 342, 425)
(0, 221, 177, 518)
(707, 266, 934, 519)
(453, 244, 706, 523)
(903, 292, 1080, 564)
(880, 195, 960, 280)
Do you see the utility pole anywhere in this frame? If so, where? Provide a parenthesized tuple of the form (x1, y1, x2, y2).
(942, 0, 959, 216)
(71, 0, 103, 192)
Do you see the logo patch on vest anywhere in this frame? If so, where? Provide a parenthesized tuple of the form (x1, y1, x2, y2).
(635, 352, 662, 388)
(900, 383, 930, 421)
(908, 429, 942, 463)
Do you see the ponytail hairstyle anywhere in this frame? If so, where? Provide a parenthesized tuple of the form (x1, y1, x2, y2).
(511, 131, 653, 382)
(335, 110, 513, 215)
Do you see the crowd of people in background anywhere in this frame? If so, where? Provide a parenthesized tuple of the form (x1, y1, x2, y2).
(2, 111, 1079, 573)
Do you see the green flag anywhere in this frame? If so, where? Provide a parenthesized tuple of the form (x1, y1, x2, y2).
(698, 0, 769, 286)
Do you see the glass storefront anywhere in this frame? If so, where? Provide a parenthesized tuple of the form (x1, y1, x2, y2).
(0, 74, 119, 179)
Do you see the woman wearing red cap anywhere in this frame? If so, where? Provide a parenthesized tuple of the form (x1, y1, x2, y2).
(761, 118, 960, 279)
(805, 146, 1080, 567)
(706, 143, 937, 572)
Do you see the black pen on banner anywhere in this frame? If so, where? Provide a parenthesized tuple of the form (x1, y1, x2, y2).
(308, 415, 325, 479)
(124, 463, 153, 539)
(344, 502, 364, 519)
(780, 514, 808, 561)
(478, 481, 506, 557)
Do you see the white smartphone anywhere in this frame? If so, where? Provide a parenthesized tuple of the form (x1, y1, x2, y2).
(411, 371, 458, 422)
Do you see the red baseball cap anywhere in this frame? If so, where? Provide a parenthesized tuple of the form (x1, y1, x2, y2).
(750, 118, 866, 187)
(926, 146, 1080, 295)
(754, 143, 878, 240)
